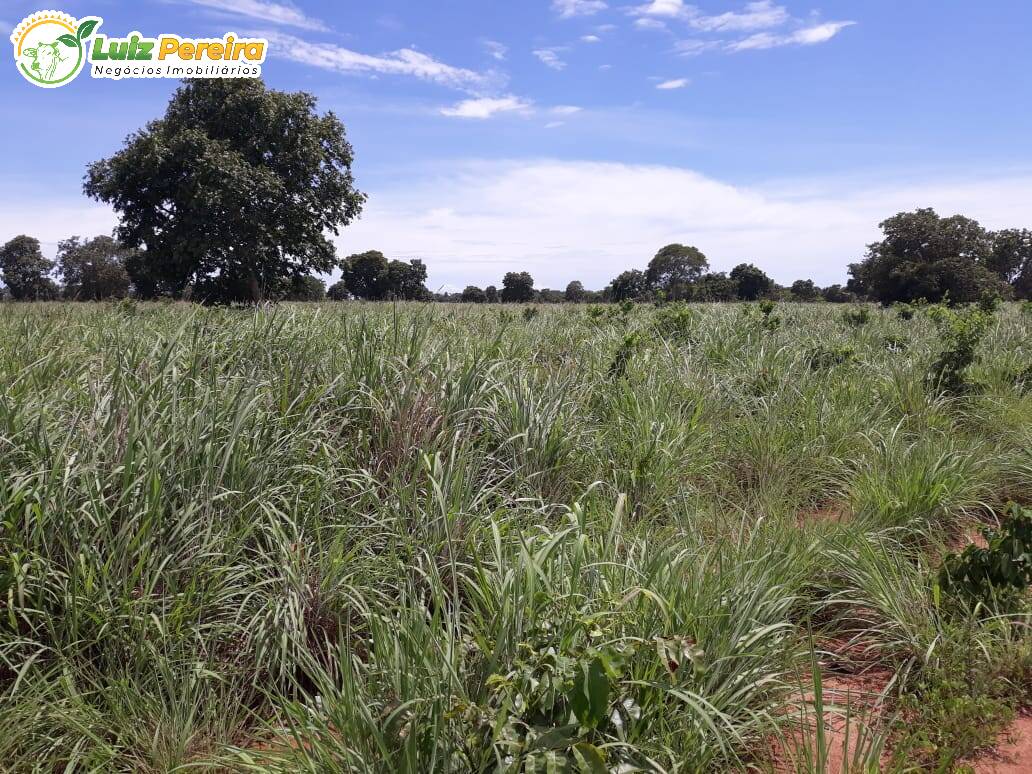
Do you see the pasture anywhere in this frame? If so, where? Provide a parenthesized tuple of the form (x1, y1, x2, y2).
(1, 300, 1030, 772)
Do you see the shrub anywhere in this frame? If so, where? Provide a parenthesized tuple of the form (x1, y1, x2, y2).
(608, 331, 642, 379)
(926, 304, 992, 393)
(758, 299, 781, 330)
(653, 303, 697, 342)
(841, 305, 871, 327)
(939, 503, 1032, 606)
(807, 344, 856, 370)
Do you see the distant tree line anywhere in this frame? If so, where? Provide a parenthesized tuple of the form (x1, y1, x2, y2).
(1, 72, 1028, 306)
(5, 207, 1030, 304)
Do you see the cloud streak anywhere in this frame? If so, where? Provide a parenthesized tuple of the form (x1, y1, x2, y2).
(183, 0, 327, 31)
(259, 32, 497, 93)
(440, 96, 532, 119)
(552, 0, 608, 19)
(656, 78, 689, 89)
(533, 48, 567, 70)
(727, 21, 855, 51)
(631, 1, 854, 53)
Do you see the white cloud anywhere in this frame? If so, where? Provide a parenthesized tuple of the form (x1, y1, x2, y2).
(631, 0, 788, 30)
(634, 18, 668, 31)
(545, 121, 566, 129)
(690, 1, 789, 32)
(599, 63, 613, 70)
(326, 160, 1032, 290)
(674, 38, 719, 55)
(581, 34, 602, 43)
(259, 32, 495, 92)
(482, 39, 507, 61)
(183, 0, 326, 31)
(656, 77, 689, 89)
(552, 105, 583, 115)
(552, 0, 608, 18)
(533, 48, 567, 70)
(440, 96, 532, 119)
(632, 0, 686, 18)
(728, 21, 855, 51)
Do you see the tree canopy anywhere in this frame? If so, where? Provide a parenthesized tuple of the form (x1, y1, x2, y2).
(790, 279, 822, 302)
(461, 285, 487, 303)
(646, 244, 709, 299)
(501, 271, 535, 302)
(56, 236, 133, 300)
(83, 78, 365, 303)
(564, 280, 585, 303)
(0, 235, 58, 300)
(730, 263, 774, 301)
(848, 208, 1022, 304)
(337, 251, 428, 300)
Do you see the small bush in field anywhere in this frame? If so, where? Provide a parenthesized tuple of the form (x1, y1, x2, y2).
(739, 300, 780, 331)
(977, 291, 1002, 315)
(807, 344, 856, 370)
(939, 503, 1032, 606)
(841, 305, 871, 327)
(522, 306, 540, 322)
(926, 304, 991, 393)
(892, 649, 1015, 770)
(608, 331, 642, 379)
(653, 302, 697, 342)
(896, 302, 916, 320)
(757, 299, 781, 330)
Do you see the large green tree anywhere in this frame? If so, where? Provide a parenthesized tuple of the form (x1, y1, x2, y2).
(338, 251, 429, 300)
(564, 280, 585, 303)
(987, 228, 1032, 299)
(0, 235, 58, 300)
(848, 209, 1014, 304)
(646, 244, 708, 299)
(56, 235, 133, 300)
(694, 271, 738, 301)
(789, 279, 821, 302)
(83, 78, 365, 303)
(606, 269, 649, 301)
(730, 263, 774, 301)
(461, 285, 487, 303)
(500, 271, 535, 302)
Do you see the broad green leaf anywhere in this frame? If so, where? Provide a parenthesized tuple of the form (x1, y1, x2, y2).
(568, 657, 609, 729)
(76, 19, 99, 40)
(573, 742, 607, 774)
(57, 34, 78, 47)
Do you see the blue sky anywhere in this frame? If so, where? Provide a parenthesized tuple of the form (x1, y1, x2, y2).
(3, 1, 1032, 291)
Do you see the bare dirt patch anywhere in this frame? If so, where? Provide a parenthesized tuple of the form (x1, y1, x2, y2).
(968, 714, 1032, 774)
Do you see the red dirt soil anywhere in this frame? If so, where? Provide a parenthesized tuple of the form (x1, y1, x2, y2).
(772, 669, 893, 773)
(969, 714, 1032, 774)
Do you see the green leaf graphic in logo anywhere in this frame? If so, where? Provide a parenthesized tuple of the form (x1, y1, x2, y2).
(76, 20, 99, 40)
(57, 34, 78, 48)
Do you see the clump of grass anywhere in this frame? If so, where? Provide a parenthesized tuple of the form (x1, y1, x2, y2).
(841, 306, 871, 328)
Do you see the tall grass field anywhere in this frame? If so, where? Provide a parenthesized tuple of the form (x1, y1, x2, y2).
(1, 300, 1030, 772)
